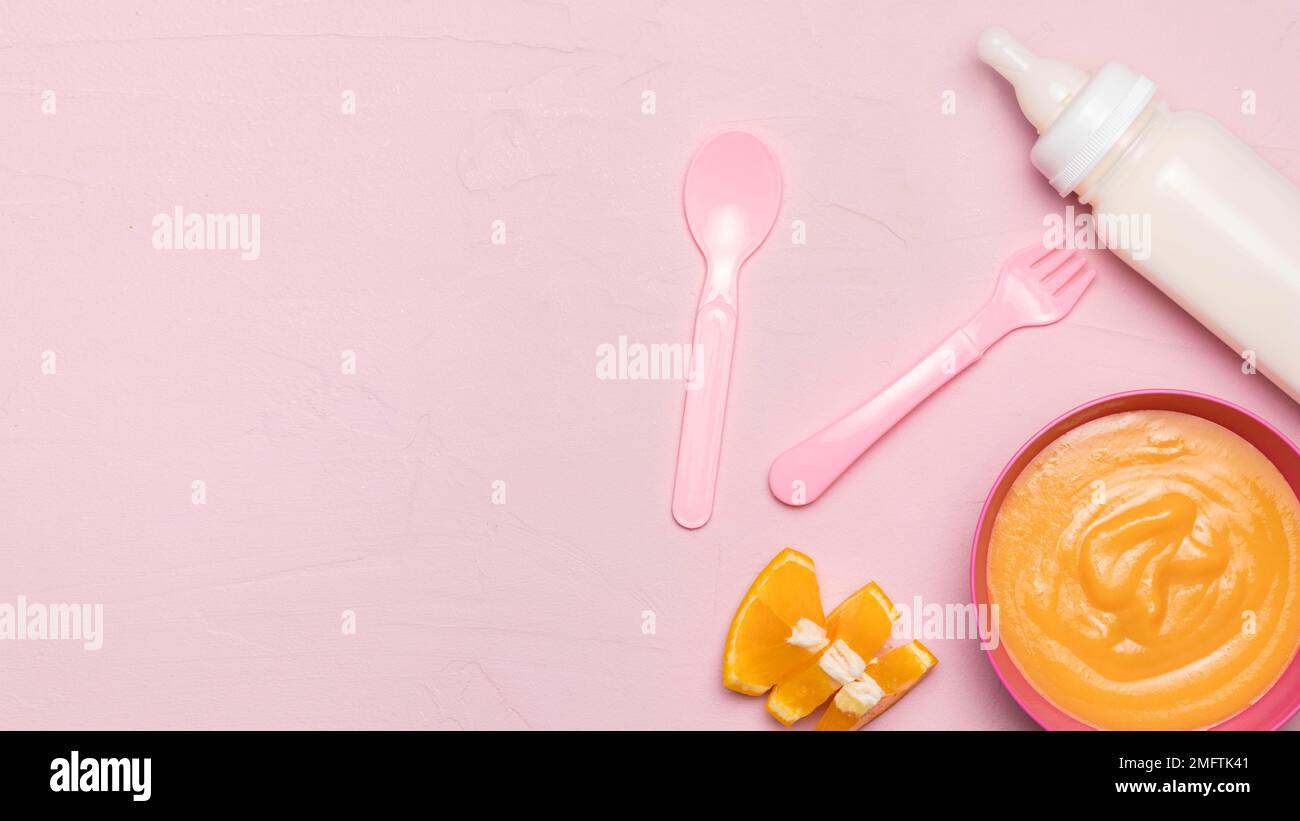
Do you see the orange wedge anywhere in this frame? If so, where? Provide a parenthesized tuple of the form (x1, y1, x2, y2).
(765, 581, 897, 726)
(723, 548, 828, 696)
(815, 640, 938, 730)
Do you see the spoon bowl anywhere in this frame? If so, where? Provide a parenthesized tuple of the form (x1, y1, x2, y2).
(684, 132, 782, 265)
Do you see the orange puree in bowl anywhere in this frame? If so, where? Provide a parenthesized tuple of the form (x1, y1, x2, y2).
(987, 410, 1300, 729)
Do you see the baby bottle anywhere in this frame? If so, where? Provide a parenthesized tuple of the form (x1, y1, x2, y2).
(979, 27, 1300, 402)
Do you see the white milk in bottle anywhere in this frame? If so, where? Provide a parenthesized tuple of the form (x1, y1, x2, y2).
(979, 27, 1300, 401)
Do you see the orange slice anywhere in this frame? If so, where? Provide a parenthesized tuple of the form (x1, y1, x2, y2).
(765, 581, 897, 726)
(722, 548, 828, 696)
(815, 640, 938, 730)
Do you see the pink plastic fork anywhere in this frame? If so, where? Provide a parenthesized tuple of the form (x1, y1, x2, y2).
(768, 245, 1096, 507)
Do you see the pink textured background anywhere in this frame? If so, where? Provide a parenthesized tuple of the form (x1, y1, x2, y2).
(3, 1, 1300, 729)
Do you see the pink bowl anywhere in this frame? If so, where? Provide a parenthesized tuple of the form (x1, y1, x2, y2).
(970, 389, 1300, 730)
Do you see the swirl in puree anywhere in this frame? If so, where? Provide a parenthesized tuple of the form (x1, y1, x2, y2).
(987, 410, 1300, 729)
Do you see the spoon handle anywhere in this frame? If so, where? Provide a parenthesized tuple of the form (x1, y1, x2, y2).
(672, 296, 739, 528)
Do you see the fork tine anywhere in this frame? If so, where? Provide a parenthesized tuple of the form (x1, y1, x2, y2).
(1032, 247, 1078, 278)
(1041, 254, 1087, 289)
(1053, 267, 1096, 308)
(1027, 244, 1060, 267)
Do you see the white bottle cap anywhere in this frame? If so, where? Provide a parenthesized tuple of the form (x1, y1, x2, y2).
(1031, 62, 1157, 195)
(979, 27, 1157, 196)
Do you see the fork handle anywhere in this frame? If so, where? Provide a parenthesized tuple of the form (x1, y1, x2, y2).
(768, 327, 983, 506)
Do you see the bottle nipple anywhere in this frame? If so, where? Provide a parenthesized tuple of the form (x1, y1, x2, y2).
(978, 26, 1088, 133)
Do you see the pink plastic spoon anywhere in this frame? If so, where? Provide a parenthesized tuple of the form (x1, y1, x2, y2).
(671, 131, 782, 529)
